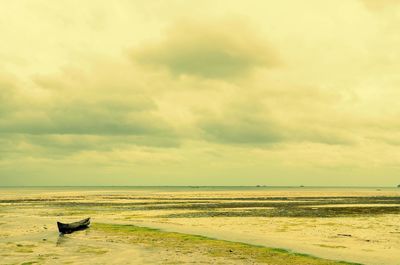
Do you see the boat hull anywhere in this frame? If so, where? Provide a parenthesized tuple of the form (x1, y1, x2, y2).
(57, 217, 91, 234)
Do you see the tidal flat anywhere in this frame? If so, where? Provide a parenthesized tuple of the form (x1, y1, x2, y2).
(0, 187, 399, 264)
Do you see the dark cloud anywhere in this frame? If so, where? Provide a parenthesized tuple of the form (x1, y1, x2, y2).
(0, 99, 174, 136)
(198, 97, 355, 146)
(0, 68, 179, 158)
(0, 61, 176, 138)
(0, 134, 179, 161)
(198, 98, 283, 145)
(0, 74, 17, 117)
(201, 116, 282, 145)
(132, 19, 279, 79)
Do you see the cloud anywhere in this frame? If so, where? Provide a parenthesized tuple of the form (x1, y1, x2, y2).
(2, 1, 400, 185)
(199, 99, 283, 144)
(0, 134, 179, 162)
(0, 104, 171, 136)
(0, 63, 180, 160)
(0, 73, 18, 117)
(197, 91, 357, 146)
(0, 85, 173, 136)
(361, 0, 400, 11)
(132, 19, 279, 79)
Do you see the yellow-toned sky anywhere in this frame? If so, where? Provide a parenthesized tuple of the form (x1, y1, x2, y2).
(1, 0, 399, 186)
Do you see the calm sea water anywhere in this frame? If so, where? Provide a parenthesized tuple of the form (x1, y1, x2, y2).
(0, 186, 397, 192)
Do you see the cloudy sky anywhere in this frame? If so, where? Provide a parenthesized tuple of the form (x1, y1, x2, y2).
(1, 0, 399, 186)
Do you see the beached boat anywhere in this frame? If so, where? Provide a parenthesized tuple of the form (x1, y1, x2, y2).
(57, 217, 91, 234)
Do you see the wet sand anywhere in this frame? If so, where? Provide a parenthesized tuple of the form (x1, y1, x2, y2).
(0, 187, 399, 264)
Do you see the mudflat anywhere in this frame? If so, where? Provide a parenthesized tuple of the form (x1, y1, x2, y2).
(0, 187, 398, 264)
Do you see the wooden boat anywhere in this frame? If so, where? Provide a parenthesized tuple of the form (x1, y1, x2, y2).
(57, 217, 91, 234)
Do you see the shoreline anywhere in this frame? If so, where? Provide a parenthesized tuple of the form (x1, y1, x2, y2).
(0, 188, 398, 264)
(93, 222, 361, 265)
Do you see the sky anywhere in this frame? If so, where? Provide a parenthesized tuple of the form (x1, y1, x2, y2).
(0, 0, 400, 186)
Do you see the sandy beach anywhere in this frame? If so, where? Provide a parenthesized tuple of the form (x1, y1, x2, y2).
(0, 187, 399, 265)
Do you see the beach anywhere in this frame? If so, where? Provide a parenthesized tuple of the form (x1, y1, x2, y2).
(0, 187, 399, 264)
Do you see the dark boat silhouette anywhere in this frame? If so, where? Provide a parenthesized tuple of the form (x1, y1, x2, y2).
(57, 217, 90, 234)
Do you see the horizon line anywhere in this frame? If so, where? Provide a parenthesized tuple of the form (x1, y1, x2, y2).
(0, 185, 397, 188)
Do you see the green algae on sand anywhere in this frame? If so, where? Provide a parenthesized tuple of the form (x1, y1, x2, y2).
(93, 223, 362, 265)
